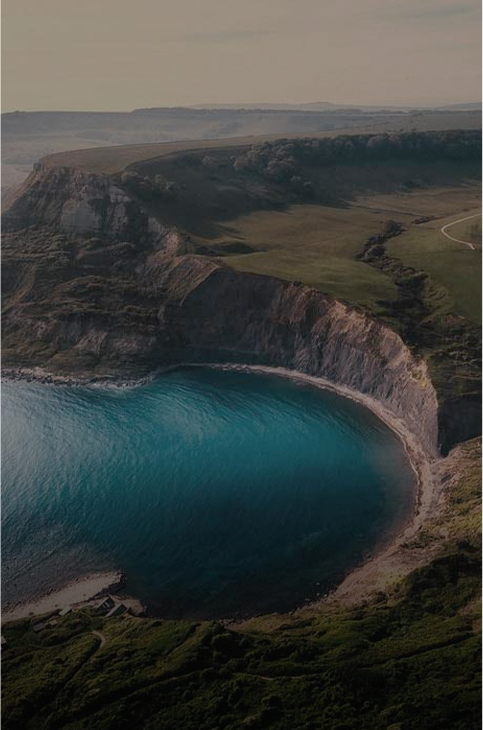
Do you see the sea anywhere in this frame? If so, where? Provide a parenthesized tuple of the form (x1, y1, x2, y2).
(2, 366, 415, 618)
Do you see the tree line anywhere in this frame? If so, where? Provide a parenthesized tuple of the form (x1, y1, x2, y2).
(231, 129, 481, 184)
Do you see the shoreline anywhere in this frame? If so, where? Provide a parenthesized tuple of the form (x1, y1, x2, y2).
(2, 360, 438, 615)
(1, 365, 160, 389)
(1, 571, 127, 623)
(208, 364, 439, 607)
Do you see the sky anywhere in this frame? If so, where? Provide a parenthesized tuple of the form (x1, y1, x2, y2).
(2, 0, 481, 111)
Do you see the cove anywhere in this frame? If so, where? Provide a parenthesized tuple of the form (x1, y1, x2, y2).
(2, 367, 415, 619)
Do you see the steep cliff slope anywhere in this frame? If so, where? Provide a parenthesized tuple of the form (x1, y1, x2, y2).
(2, 135, 480, 455)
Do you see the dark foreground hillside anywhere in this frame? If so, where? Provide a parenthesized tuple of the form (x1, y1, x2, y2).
(3, 593, 481, 730)
(3, 439, 481, 730)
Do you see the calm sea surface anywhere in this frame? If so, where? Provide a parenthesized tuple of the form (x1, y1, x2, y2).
(2, 367, 415, 618)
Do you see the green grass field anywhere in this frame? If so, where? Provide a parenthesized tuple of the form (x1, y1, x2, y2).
(386, 207, 482, 324)
(390, 230, 482, 323)
(440, 213, 482, 246)
(208, 204, 399, 310)
(125, 140, 481, 322)
(205, 185, 481, 320)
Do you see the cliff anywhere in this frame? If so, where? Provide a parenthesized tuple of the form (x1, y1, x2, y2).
(2, 159, 472, 458)
(156, 259, 439, 456)
(2, 163, 170, 245)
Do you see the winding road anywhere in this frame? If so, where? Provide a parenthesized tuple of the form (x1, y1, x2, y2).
(440, 213, 481, 250)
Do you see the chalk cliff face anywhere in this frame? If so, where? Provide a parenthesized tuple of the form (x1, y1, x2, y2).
(157, 259, 439, 456)
(2, 164, 169, 246)
(0, 162, 448, 458)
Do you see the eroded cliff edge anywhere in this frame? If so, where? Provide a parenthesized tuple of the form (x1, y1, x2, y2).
(2, 161, 474, 457)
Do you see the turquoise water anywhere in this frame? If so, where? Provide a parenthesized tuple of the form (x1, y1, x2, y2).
(2, 367, 415, 618)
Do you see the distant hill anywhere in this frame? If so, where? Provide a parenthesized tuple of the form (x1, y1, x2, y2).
(2, 105, 481, 198)
(168, 102, 411, 112)
(0, 106, 408, 197)
(436, 102, 482, 111)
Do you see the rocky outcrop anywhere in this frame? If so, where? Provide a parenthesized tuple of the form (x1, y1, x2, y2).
(2, 164, 170, 248)
(0, 162, 450, 458)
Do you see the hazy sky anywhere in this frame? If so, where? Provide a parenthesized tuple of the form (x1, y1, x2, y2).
(2, 0, 481, 111)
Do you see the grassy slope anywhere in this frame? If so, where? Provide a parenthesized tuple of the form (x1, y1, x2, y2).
(387, 226, 481, 324)
(3, 439, 481, 730)
(122, 144, 481, 319)
(382, 193, 482, 328)
(22, 126, 480, 327)
(208, 187, 481, 319)
(208, 204, 399, 311)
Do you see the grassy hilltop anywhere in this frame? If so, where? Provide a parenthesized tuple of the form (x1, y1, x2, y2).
(100, 129, 480, 317)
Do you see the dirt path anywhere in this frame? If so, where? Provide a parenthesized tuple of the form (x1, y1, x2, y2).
(440, 212, 481, 250)
(91, 630, 107, 649)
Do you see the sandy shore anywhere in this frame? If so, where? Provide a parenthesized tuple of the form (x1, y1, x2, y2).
(2, 571, 124, 623)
